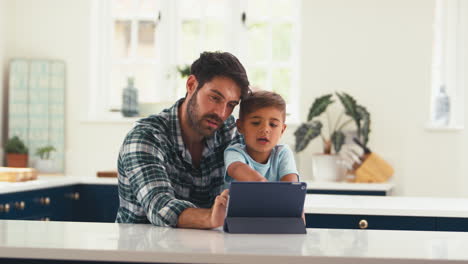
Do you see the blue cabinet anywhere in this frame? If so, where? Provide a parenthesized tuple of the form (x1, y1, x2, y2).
(73, 184, 119, 222)
(0, 186, 79, 221)
(0, 184, 118, 222)
(305, 213, 467, 232)
(436, 217, 468, 232)
(306, 190, 388, 196)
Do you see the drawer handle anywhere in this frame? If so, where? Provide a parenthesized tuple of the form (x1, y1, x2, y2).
(66, 192, 80, 200)
(15, 201, 26, 210)
(359, 219, 368, 229)
(0, 204, 10, 213)
(40, 197, 51, 205)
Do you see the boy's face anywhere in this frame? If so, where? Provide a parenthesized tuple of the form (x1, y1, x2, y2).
(237, 106, 286, 157)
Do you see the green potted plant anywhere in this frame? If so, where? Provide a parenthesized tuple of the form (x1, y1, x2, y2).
(35, 145, 57, 173)
(176, 64, 191, 78)
(294, 92, 371, 181)
(5, 136, 29, 168)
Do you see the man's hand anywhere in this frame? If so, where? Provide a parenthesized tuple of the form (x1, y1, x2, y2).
(177, 189, 229, 229)
(210, 189, 229, 228)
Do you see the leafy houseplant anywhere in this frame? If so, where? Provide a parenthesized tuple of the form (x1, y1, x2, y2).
(35, 145, 57, 173)
(5, 136, 29, 167)
(177, 64, 191, 78)
(294, 92, 371, 154)
(35, 145, 56, 160)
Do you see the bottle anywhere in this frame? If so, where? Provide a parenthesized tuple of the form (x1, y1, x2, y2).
(122, 77, 139, 117)
(433, 85, 450, 126)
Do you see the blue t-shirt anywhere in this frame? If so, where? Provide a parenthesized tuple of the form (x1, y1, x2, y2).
(224, 143, 299, 188)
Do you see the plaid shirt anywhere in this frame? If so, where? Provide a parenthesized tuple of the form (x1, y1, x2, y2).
(116, 98, 243, 227)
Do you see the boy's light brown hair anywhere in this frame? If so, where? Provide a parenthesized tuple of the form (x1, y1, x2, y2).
(239, 90, 286, 121)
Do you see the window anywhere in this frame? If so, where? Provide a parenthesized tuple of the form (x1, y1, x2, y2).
(110, 0, 161, 106)
(429, 0, 466, 129)
(91, 0, 301, 122)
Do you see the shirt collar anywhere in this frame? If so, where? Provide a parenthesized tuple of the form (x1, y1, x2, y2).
(169, 98, 186, 155)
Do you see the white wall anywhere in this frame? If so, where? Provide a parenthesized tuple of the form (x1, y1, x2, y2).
(3, 0, 468, 197)
(295, 0, 468, 197)
(4, 0, 133, 176)
(0, 0, 6, 162)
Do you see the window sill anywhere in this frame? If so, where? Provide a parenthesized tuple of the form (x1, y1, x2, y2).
(425, 125, 464, 132)
(81, 117, 141, 124)
(81, 116, 302, 126)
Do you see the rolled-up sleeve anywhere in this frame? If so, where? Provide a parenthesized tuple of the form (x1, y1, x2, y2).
(121, 130, 196, 227)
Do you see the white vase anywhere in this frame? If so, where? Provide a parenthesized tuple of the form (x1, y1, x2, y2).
(311, 154, 346, 182)
(35, 159, 57, 174)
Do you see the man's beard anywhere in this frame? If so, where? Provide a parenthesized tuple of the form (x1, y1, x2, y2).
(187, 90, 223, 137)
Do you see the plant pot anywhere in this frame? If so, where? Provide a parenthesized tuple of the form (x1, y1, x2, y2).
(311, 154, 346, 182)
(6, 153, 28, 168)
(35, 159, 57, 173)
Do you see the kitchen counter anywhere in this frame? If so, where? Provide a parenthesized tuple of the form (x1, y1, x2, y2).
(0, 175, 116, 194)
(304, 180, 393, 192)
(1, 220, 468, 264)
(1, 176, 466, 218)
(304, 194, 468, 218)
(0, 175, 394, 195)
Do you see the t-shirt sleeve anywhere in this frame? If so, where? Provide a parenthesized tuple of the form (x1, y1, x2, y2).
(224, 145, 248, 185)
(277, 145, 300, 181)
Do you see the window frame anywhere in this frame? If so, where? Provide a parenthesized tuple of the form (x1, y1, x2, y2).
(90, 0, 301, 123)
(429, 0, 466, 130)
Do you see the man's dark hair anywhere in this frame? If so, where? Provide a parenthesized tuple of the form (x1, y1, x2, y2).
(239, 90, 286, 121)
(190, 51, 250, 99)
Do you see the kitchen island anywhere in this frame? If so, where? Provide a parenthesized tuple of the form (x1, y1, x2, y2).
(0, 176, 394, 196)
(1, 176, 468, 231)
(1, 220, 468, 264)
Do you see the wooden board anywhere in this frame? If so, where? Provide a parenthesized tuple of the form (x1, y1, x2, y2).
(0, 167, 38, 182)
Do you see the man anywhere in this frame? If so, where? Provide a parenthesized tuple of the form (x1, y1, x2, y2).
(116, 52, 250, 229)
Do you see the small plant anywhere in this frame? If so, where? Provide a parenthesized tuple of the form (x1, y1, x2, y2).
(176, 64, 191, 78)
(5, 136, 28, 154)
(294, 92, 371, 154)
(35, 145, 56, 160)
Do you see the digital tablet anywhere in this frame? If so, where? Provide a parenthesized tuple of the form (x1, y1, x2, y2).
(224, 181, 307, 234)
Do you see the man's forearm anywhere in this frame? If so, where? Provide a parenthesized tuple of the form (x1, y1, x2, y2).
(177, 208, 213, 229)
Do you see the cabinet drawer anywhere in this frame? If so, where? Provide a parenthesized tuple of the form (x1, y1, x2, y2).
(0, 186, 77, 221)
(74, 184, 119, 222)
(306, 214, 437, 231)
(436, 217, 468, 232)
(0, 191, 49, 219)
(306, 190, 387, 196)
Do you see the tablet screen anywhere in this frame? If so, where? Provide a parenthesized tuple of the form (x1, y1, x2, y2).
(226, 182, 307, 218)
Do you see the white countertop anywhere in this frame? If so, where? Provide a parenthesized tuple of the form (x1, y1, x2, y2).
(304, 180, 393, 192)
(0, 176, 393, 194)
(305, 194, 468, 218)
(0, 220, 467, 263)
(0, 175, 117, 194)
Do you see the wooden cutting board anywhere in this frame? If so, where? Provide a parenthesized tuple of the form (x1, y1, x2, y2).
(0, 167, 38, 182)
(97, 171, 118, 178)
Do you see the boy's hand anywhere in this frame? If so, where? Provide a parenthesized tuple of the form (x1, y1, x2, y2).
(228, 162, 267, 182)
(210, 189, 229, 228)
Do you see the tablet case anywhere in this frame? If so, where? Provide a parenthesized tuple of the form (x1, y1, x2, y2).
(223, 182, 307, 234)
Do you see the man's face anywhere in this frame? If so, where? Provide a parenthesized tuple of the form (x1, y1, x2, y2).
(186, 76, 241, 137)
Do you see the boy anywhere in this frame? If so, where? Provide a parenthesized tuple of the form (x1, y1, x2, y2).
(224, 90, 299, 185)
